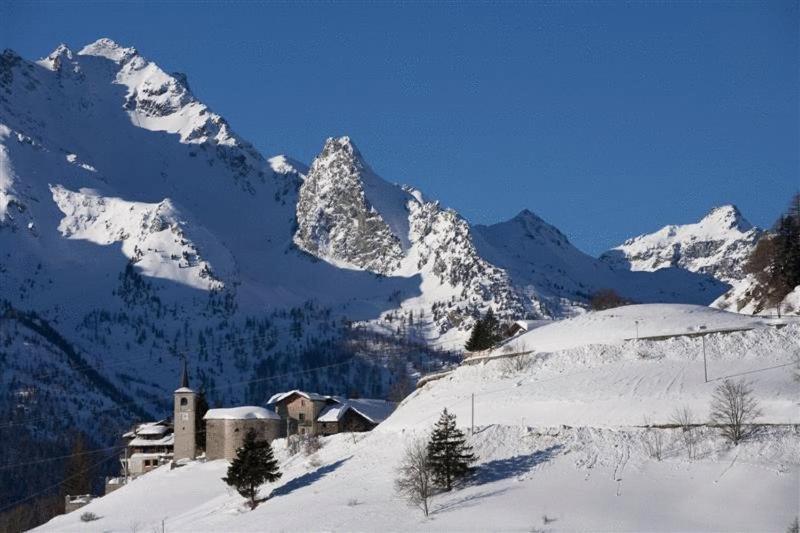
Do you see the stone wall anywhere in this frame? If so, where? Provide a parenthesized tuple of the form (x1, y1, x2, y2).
(205, 418, 282, 461)
(64, 495, 93, 514)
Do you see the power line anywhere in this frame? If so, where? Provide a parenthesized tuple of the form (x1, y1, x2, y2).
(0, 355, 362, 430)
(0, 445, 122, 472)
(0, 448, 121, 514)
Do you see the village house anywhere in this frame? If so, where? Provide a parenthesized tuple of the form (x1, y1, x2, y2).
(267, 390, 396, 437)
(120, 419, 174, 477)
(105, 419, 173, 495)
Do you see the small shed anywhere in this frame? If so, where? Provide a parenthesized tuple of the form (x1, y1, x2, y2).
(203, 406, 282, 461)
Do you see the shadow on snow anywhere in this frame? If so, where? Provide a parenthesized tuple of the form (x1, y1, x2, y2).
(432, 445, 563, 516)
(269, 457, 351, 498)
(466, 444, 563, 487)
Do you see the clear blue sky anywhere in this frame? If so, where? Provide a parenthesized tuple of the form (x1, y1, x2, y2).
(1, 1, 797, 255)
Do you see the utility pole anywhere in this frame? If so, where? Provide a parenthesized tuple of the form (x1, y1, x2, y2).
(635, 320, 640, 341)
(702, 335, 708, 383)
(470, 393, 475, 436)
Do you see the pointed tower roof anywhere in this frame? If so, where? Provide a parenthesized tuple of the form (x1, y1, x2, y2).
(175, 359, 194, 393)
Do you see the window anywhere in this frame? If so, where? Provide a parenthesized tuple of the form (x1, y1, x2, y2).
(301, 399, 305, 406)
(298, 413, 305, 421)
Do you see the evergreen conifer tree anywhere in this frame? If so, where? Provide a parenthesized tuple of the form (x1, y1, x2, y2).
(745, 193, 800, 315)
(223, 429, 282, 510)
(465, 309, 503, 352)
(62, 432, 93, 498)
(464, 317, 487, 352)
(427, 409, 476, 491)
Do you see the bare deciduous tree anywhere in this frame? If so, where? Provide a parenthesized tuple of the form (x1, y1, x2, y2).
(500, 354, 531, 376)
(301, 434, 322, 456)
(709, 379, 762, 445)
(670, 405, 698, 459)
(395, 437, 434, 517)
(642, 429, 664, 460)
(286, 434, 301, 456)
(590, 289, 631, 311)
(641, 417, 664, 461)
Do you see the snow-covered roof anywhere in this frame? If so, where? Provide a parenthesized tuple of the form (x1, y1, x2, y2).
(203, 406, 280, 421)
(174, 387, 195, 394)
(136, 424, 170, 436)
(128, 434, 174, 447)
(316, 404, 348, 423)
(124, 420, 171, 439)
(267, 390, 333, 405)
(512, 320, 549, 332)
(317, 399, 396, 425)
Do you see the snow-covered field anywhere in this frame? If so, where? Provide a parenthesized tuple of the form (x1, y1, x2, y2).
(37, 305, 800, 532)
(491, 303, 783, 354)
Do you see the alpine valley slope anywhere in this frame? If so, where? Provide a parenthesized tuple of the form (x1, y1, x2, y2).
(0, 38, 733, 512)
(36, 304, 800, 532)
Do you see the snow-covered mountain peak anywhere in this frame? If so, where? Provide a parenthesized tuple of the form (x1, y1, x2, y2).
(78, 37, 138, 63)
(294, 136, 412, 274)
(38, 44, 75, 72)
(504, 208, 571, 247)
(316, 136, 367, 170)
(601, 205, 762, 283)
(699, 204, 753, 233)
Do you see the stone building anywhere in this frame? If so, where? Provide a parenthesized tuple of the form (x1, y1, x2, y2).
(203, 407, 282, 460)
(268, 390, 396, 437)
(173, 362, 198, 461)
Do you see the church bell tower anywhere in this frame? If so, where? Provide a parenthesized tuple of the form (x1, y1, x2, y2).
(173, 360, 197, 460)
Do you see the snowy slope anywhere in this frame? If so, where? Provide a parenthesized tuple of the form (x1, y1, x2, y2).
(491, 303, 778, 354)
(712, 275, 800, 316)
(37, 306, 800, 532)
(601, 205, 762, 283)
